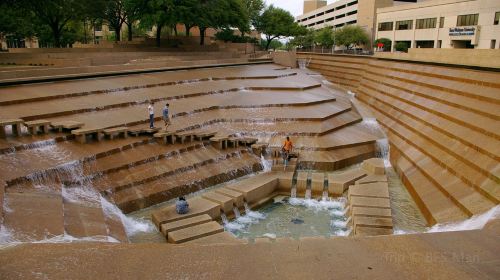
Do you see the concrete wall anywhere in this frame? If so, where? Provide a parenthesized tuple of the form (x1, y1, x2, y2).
(272, 51, 297, 68)
(297, 52, 500, 225)
(374, 48, 500, 68)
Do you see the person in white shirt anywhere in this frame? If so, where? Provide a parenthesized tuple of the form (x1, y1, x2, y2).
(148, 101, 155, 128)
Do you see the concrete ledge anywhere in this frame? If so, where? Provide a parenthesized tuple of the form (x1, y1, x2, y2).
(348, 182, 390, 200)
(355, 174, 388, 185)
(185, 231, 246, 245)
(311, 172, 325, 196)
(328, 169, 367, 195)
(167, 221, 224, 244)
(152, 197, 221, 229)
(201, 192, 234, 214)
(296, 171, 308, 195)
(214, 188, 245, 208)
(225, 175, 279, 205)
(349, 196, 391, 209)
(160, 214, 213, 236)
(361, 158, 385, 175)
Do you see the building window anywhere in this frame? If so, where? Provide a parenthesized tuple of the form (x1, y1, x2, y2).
(378, 22, 393, 31)
(457, 14, 478, 26)
(439, 17, 444, 28)
(494, 12, 500, 25)
(491, 40, 497, 49)
(396, 20, 413, 30)
(416, 18, 437, 29)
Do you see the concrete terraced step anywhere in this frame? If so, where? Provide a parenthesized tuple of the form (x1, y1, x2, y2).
(152, 197, 221, 229)
(389, 132, 496, 216)
(356, 86, 500, 158)
(112, 152, 261, 213)
(94, 146, 237, 192)
(63, 202, 108, 238)
(362, 71, 500, 120)
(160, 214, 213, 236)
(167, 221, 224, 244)
(297, 143, 376, 170)
(328, 169, 367, 196)
(364, 95, 499, 181)
(393, 153, 468, 225)
(185, 231, 246, 245)
(360, 77, 500, 139)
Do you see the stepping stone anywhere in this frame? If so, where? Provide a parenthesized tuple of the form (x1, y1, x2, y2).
(355, 174, 388, 185)
(186, 231, 246, 245)
(353, 216, 393, 233)
(167, 221, 224, 244)
(210, 136, 228, 149)
(24, 119, 51, 135)
(50, 120, 84, 132)
(328, 169, 367, 195)
(72, 128, 104, 144)
(103, 127, 128, 140)
(0, 118, 23, 138)
(276, 172, 294, 192)
(351, 206, 392, 218)
(311, 172, 325, 196)
(296, 171, 309, 195)
(361, 158, 386, 175)
(349, 196, 391, 209)
(160, 214, 213, 236)
(154, 131, 175, 144)
(202, 192, 234, 214)
(214, 188, 244, 208)
(151, 197, 221, 229)
(348, 182, 390, 200)
(194, 131, 217, 141)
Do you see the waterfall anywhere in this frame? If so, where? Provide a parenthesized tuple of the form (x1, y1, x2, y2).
(233, 207, 241, 218)
(220, 213, 229, 224)
(305, 189, 311, 199)
(260, 154, 272, 172)
(376, 138, 391, 167)
(244, 202, 251, 213)
(290, 185, 297, 198)
(427, 205, 500, 233)
(322, 190, 328, 200)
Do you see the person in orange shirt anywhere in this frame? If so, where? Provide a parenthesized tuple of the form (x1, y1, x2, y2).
(282, 136, 293, 168)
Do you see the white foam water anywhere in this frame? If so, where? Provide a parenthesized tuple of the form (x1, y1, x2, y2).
(427, 205, 500, 233)
(260, 154, 272, 172)
(100, 196, 154, 237)
(288, 197, 345, 211)
(262, 233, 276, 239)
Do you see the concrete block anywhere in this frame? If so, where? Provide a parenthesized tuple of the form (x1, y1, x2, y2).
(202, 192, 234, 214)
(348, 182, 390, 201)
(276, 172, 294, 193)
(225, 175, 278, 204)
(361, 158, 385, 175)
(349, 196, 391, 209)
(167, 221, 224, 244)
(215, 188, 244, 208)
(311, 172, 325, 196)
(355, 226, 393, 236)
(355, 174, 388, 185)
(151, 197, 221, 229)
(160, 214, 213, 236)
(328, 169, 367, 195)
(354, 216, 393, 234)
(351, 206, 392, 218)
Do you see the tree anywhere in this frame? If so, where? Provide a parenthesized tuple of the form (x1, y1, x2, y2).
(255, 5, 303, 50)
(123, 0, 149, 41)
(374, 38, 392, 51)
(314, 27, 334, 48)
(0, 2, 37, 47)
(288, 27, 313, 49)
(140, 0, 176, 47)
(237, 0, 264, 37)
(176, 0, 199, 36)
(395, 41, 409, 52)
(17, 0, 85, 47)
(334, 25, 369, 49)
(102, 0, 126, 42)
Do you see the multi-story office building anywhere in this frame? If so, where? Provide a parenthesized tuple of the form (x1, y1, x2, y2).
(296, 0, 419, 45)
(375, 0, 500, 50)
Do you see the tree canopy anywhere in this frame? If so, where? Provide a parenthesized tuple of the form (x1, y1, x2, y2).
(254, 5, 304, 50)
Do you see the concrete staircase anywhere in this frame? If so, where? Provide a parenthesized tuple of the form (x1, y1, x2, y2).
(301, 52, 500, 225)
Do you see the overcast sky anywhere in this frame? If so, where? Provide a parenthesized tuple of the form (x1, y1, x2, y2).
(264, 0, 337, 17)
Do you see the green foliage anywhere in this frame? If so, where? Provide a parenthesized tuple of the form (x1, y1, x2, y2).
(314, 27, 335, 48)
(395, 41, 409, 52)
(374, 38, 392, 51)
(215, 29, 256, 43)
(289, 28, 315, 49)
(260, 39, 283, 50)
(255, 5, 303, 50)
(334, 25, 369, 49)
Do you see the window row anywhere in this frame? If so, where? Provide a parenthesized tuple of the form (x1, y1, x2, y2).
(297, 1, 358, 22)
(377, 12, 500, 31)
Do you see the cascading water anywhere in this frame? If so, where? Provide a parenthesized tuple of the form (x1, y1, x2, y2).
(260, 154, 272, 172)
(427, 205, 500, 233)
(233, 207, 241, 218)
(304, 189, 312, 199)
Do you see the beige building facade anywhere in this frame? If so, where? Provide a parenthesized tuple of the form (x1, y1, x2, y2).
(296, 0, 420, 46)
(376, 0, 500, 50)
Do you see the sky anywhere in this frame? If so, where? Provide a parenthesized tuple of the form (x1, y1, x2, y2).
(264, 0, 337, 17)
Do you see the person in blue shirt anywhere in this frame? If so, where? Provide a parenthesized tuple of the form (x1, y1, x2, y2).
(176, 196, 189, 214)
(162, 103, 171, 129)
